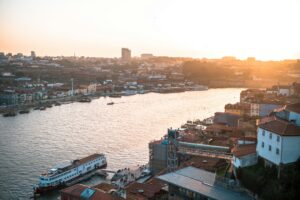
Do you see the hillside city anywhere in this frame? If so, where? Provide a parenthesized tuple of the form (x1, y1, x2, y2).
(1, 49, 300, 200)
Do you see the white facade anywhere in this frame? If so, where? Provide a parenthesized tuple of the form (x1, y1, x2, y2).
(39, 155, 106, 188)
(250, 103, 259, 117)
(256, 127, 300, 165)
(87, 84, 97, 94)
(278, 88, 290, 96)
(233, 153, 257, 168)
(289, 111, 300, 126)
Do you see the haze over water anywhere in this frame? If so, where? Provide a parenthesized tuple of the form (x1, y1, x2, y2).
(0, 89, 242, 199)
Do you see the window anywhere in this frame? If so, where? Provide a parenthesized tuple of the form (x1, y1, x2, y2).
(269, 145, 272, 151)
(276, 148, 280, 155)
(261, 142, 264, 148)
(269, 133, 272, 139)
(277, 135, 280, 142)
(262, 130, 265, 136)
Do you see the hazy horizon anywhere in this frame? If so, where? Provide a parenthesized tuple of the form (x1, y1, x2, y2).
(1, 0, 300, 60)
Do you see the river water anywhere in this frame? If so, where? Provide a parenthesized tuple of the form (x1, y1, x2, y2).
(0, 88, 242, 199)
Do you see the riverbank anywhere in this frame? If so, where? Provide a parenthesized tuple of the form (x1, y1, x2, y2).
(0, 86, 209, 116)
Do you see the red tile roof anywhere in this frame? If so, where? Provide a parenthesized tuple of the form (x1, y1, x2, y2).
(232, 144, 256, 158)
(259, 118, 300, 136)
(285, 103, 300, 114)
(125, 179, 166, 199)
(60, 184, 120, 200)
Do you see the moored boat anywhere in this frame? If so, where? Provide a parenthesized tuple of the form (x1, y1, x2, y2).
(78, 97, 91, 103)
(19, 109, 30, 114)
(3, 111, 17, 117)
(34, 153, 107, 195)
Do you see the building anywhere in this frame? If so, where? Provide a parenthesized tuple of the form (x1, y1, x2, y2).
(149, 140, 168, 174)
(256, 103, 300, 167)
(31, 51, 36, 59)
(121, 48, 131, 62)
(232, 144, 257, 168)
(125, 179, 168, 199)
(278, 85, 290, 96)
(213, 112, 241, 127)
(225, 103, 250, 116)
(157, 166, 252, 200)
(60, 184, 120, 200)
(249, 102, 282, 117)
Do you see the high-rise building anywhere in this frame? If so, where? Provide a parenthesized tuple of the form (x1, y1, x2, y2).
(31, 51, 36, 59)
(121, 48, 131, 61)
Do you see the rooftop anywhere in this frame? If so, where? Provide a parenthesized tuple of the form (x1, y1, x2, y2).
(180, 156, 227, 172)
(60, 184, 119, 200)
(232, 144, 257, 158)
(285, 103, 300, 114)
(125, 178, 166, 199)
(259, 117, 300, 136)
(157, 166, 252, 200)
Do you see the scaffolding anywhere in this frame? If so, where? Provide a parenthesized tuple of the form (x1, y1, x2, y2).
(167, 128, 178, 172)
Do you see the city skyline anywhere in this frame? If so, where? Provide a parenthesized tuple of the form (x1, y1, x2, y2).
(1, 0, 300, 60)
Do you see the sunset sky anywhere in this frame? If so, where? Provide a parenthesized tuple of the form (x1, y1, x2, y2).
(1, 0, 300, 60)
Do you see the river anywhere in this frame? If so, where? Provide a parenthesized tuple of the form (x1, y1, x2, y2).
(0, 88, 242, 199)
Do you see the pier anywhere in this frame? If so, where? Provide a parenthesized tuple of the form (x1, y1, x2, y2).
(66, 169, 108, 187)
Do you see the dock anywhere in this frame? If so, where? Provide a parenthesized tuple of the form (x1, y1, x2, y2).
(66, 169, 108, 187)
(111, 164, 150, 188)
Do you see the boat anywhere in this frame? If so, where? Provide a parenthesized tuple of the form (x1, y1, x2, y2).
(109, 94, 122, 98)
(3, 111, 17, 117)
(34, 153, 107, 195)
(46, 104, 52, 108)
(121, 90, 137, 96)
(107, 102, 114, 105)
(19, 109, 30, 114)
(54, 102, 61, 106)
(78, 97, 91, 103)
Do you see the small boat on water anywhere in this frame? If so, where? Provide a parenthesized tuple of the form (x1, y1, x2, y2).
(39, 106, 46, 110)
(19, 109, 30, 114)
(78, 97, 91, 103)
(33, 153, 107, 195)
(54, 102, 61, 106)
(3, 111, 17, 117)
(107, 102, 114, 105)
(109, 94, 122, 98)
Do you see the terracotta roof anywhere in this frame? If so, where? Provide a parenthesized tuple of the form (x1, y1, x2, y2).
(259, 118, 300, 136)
(61, 183, 86, 197)
(125, 179, 165, 199)
(285, 103, 300, 114)
(180, 156, 227, 172)
(257, 115, 276, 125)
(232, 144, 256, 158)
(205, 124, 235, 132)
(60, 184, 119, 200)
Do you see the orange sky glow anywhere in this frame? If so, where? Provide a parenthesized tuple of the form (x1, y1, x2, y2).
(1, 0, 300, 60)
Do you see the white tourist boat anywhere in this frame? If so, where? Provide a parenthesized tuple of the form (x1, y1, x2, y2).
(34, 153, 107, 194)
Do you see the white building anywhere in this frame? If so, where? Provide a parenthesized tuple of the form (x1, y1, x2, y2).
(87, 83, 97, 94)
(232, 144, 257, 168)
(256, 103, 300, 166)
(278, 86, 290, 96)
(250, 103, 259, 117)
